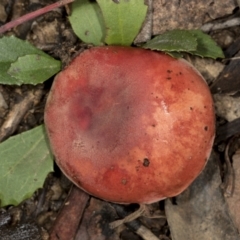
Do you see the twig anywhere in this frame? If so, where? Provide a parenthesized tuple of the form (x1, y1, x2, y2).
(49, 185, 90, 240)
(201, 18, 240, 32)
(223, 56, 240, 61)
(0, 87, 43, 142)
(136, 225, 160, 240)
(222, 137, 235, 197)
(0, 0, 74, 34)
(109, 204, 146, 229)
(111, 203, 160, 240)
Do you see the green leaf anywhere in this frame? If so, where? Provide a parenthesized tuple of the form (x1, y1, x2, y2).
(143, 29, 198, 52)
(97, 0, 148, 46)
(0, 125, 53, 207)
(0, 36, 45, 62)
(8, 54, 61, 85)
(189, 30, 224, 59)
(69, 0, 105, 46)
(0, 36, 61, 85)
(143, 29, 224, 59)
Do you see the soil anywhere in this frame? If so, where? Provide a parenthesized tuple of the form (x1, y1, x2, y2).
(1, 0, 240, 240)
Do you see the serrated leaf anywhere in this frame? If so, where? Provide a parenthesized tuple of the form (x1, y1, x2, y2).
(97, 0, 148, 46)
(189, 30, 224, 59)
(8, 54, 61, 85)
(0, 36, 61, 85)
(69, 0, 105, 46)
(0, 125, 53, 207)
(143, 29, 198, 52)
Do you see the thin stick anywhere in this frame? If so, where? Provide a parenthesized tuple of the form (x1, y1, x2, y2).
(109, 204, 146, 229)
(201, 18, 240, 32)
(0, 87, 43, 142)
(49, 185, 90, 240)
(0, 0, 74, 34)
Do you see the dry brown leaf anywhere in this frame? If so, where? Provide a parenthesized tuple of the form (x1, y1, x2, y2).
(211, 51, 240, 94)
(75, 198, 120, 240)
(165, 153, 239, 240)
(225, 148, 240, 231)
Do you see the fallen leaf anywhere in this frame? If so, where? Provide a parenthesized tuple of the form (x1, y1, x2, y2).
(165, 152, 239, 240)
(225, 148, 240, 232)
(0, 125, 53, 207)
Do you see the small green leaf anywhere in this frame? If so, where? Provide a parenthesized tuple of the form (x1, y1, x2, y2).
(0, 36, 45, 63)
(143, 29, 198, 52)
(0, 36, 61, 85)
(8, 54, 61, 85)
(143, 29, 224, 59)
(69, 0, 105, 46)
(97, 0, 148, 46)
(0, 125, 53, 207)
(189, 30, 224, 59)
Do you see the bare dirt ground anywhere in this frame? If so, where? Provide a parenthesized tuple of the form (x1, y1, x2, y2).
(1, 0, 240, 239)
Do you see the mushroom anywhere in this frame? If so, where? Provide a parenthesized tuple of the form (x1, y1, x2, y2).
(44, 46, 215, 204)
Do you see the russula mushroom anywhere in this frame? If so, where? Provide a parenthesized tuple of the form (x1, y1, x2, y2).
(44, 46, 215, 204)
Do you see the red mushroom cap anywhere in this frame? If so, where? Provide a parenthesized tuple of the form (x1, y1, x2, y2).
(44, 46, 215, 204)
